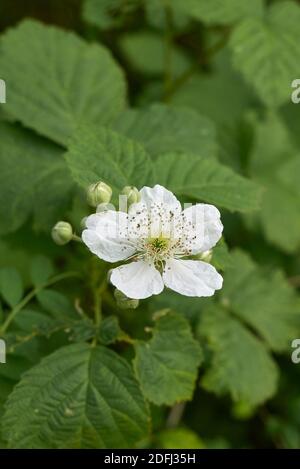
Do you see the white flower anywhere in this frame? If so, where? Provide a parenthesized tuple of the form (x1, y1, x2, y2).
(82, 185, 223, 299)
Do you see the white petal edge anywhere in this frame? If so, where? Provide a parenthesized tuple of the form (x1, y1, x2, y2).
(139, 184, 181, 211)
(163, 259, 223, 297)
(82, 210, 136, 262)
(181, 204, 223, 253)
(110, 260, 164, 299)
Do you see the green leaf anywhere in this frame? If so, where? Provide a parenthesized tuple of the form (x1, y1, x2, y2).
(0, 267, 23, 308)
(156, 427, 206, 449)
(113, 104, 217, 159)
(248, 113, 300, 252)
(171, 50, 254, 127)
(65, 125, 154, 191)
(156, 152, 262, 212)
(198, 306, 278, 406)
(30, 256, 55, 287)
(0, 19, 126, 145)
(98, 316, 128, 345)
(229, 1, 300, 107)
(169, 49, 255, 169)
(11, 309, 59, 335)
(145, 0, 189, 31)
(221, 250, 300, 352)
(173, 0, 263, 25)
(211, 238, 232, 271)
(3, 343, 149, 448)
(134, 312, 202, 405)
(119, 31, 190, 76)
(37, 290, 77, 319)
(0, 122, 73, 234)
(83, 0, 139, 30)
(149, 289, 209, 324)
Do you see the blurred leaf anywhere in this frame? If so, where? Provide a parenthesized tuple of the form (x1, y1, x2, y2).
(113, 104, 217, 159)
(229, 1, 300, 107)
(65, 125, 154, 191)
(3, 343, 150, 448)
(134, 311, 203, 405)
(119, 31, 190, 77)
(11, 309, 58, 334)
(248, 113, 300, 252)
(145, 0, 189, 31)
(169, 50, 256, 168)
(173, 0, 263, 25)
(211, 238, 232, 271)
(171, 50, 254, 127)
(30, 256, 55, 287)
(83, 0, 139, 30)
(221, 250, 300, 352)
(156, 427, 205, 449)
(0, 122, 73, 234)
(37, 290, 77, 319)
(156, 152, 262, 212)
(0, 19, 126, 145)
(149, 289, 209, 324)
(198, 305, 279, 406)
(0, 267, 23, 307)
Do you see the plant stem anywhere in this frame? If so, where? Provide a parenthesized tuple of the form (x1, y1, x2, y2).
(166, 402, 186, 428)
(164, 27, 231, 101)
(92, 280, 107, 346)
(72, 234, 83, 243)
(0, 271, 80, 336)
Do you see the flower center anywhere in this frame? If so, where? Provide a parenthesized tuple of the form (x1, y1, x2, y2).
(143, 236, 171, 264)
(149, 237, 169, 252)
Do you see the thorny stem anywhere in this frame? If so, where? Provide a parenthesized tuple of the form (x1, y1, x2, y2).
(0, 271, 80, 336)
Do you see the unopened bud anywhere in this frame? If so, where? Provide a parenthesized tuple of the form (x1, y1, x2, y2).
(114, 289, 139, 310)
(121, 186, 140, 206)
(87, 181, 112, 207)
(51, 221, 73, 245)
(196, 250, 212, 263)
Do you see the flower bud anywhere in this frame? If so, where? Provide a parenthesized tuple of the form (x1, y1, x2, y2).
(120, 186, 140, 206)
(114, 289, 139, 310)
(87, 181, 112, 207)
(196, 250, 212, 263)
(51, 221, 73, 245)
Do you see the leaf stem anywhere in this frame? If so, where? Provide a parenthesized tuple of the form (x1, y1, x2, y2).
(72, 234, 83, 243)
(166, 402, 186, 428)
(92, 280, 106, 346)
(0, 271, 80, 336)
(164, 27, 231, 101)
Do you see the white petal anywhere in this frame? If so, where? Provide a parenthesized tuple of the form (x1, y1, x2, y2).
(163, 259, 223, 297)
(139, 184, 181, 211)
(82, 210, 136, 262)
(128, 185, 182, 239)
(181, 204, 223, 253)
(110, 260, 164, 299)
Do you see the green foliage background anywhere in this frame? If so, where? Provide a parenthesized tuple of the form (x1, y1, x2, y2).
(0, 0, 300, 449)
